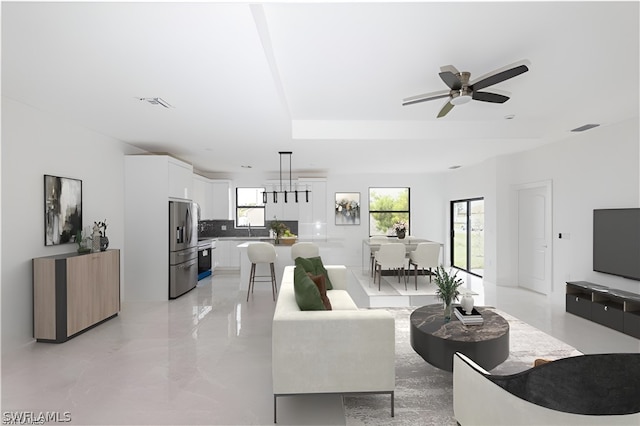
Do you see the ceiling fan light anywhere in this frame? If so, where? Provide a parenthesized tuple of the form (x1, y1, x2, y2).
(450, 94, 472, 106)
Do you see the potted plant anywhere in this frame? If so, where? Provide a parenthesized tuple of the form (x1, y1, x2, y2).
(269, 217, 288, 244)
(393, 221, 407, 239)
(433, 265, 464, 322)
(75, 230, 91, 254)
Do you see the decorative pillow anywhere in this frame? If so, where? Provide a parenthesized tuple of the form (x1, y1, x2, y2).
(307, 273, 332, 311)
(293, 266, 326, 311)
(294, 256, 334, 290)
(534, 358, 552, 367)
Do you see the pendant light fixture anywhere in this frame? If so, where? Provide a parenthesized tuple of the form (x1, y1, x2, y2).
(262, 151, 310, 203)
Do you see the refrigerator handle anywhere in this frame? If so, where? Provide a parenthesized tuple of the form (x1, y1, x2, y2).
(186, 206, 192, 244)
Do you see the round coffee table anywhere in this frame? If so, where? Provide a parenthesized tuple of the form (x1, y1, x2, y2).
(410, 304, 509, 372)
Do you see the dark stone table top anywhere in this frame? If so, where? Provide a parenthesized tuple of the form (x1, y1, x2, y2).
(410, 304, 509, 342)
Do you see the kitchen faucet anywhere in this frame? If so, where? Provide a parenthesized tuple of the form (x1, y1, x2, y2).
(248, 222, 251, 237)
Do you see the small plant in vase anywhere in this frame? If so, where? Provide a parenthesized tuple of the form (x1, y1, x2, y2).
(269, 217, 294, 244)
(433, 266, 464, 322)
(393, 221, 407, 239)
(75, 230, 91, 254)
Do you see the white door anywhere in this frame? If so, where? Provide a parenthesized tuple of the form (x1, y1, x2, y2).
(517, 183, 552, 294)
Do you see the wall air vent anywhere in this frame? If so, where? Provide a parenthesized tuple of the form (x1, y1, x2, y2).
(139, 97, 173, 108)
(571, 123, 599, 132)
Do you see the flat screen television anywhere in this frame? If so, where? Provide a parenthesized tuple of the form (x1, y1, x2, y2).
(593, 208, 640, 281)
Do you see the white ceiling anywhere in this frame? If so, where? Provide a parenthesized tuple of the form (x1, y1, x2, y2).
(2, 1, 639, 175)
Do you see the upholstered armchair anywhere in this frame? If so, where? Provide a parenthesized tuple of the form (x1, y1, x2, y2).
(453, 352, 640, 425)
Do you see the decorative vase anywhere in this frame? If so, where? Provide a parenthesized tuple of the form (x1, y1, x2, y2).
(100, 236, 109, 251)
(444, 301, 453, 323)
(92, 236, 100, 253)
(461, 292, 474, 314)
(396, 230, 406, 239)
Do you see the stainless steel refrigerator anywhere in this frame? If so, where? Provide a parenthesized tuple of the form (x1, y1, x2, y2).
(169, 200, 198, 299)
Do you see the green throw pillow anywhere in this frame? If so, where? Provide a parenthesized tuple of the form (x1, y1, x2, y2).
(293, 266, 326, 311)
(294, 256, 334, 290)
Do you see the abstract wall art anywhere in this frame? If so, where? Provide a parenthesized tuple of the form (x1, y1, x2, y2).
(335, 192, 360, 225)
(44, 174, 82, 246)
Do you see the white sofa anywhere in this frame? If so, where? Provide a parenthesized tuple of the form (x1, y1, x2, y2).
(272, 265, 395, 423)
(453, 352, 640, 425)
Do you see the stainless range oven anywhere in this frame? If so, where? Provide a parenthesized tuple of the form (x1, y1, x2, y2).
(198, 239, 215, 277)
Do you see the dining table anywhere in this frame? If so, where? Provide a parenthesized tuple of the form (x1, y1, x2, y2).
(362, 237, 442, 274)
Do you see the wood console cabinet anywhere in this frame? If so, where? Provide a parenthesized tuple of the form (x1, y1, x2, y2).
(566, 281, 640, 339)
(33, 249, 120, 343)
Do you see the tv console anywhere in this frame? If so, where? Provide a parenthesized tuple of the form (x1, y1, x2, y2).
(566, 281, 640, 339)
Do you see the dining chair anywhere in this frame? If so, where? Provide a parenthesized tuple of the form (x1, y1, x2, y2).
(247, 242, 278, 301)
(290, 242, 320, 261)
(373, 243, 407, 290)
(369, 236, 390, 276)
(408, 242, 441, 290)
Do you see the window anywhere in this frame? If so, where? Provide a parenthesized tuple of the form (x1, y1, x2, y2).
(236, 187, 265, 227)
(368, 187, 410, 236)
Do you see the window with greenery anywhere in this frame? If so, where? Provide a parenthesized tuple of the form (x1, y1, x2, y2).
(451, 198, 484, 277)
(369, 187, 410, 236)
(236, 187, 265, 227)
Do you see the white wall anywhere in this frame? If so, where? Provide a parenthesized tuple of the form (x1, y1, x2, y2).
(446, 117, 640, 303)
(204, 170, 448, 268)
(325, 172, 446, 267)
(1, 97, 143, 353)
(443, 158, 498, 283)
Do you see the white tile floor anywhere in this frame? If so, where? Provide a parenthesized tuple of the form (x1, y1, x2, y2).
(2, 268, 638, 425)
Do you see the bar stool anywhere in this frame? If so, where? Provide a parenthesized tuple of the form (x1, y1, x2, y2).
(290, 242, 320, 260)
(247, 242, 278, 301)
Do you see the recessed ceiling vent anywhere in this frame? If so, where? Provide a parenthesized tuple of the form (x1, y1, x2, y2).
(139, 97, 173, 108)
(571, 123, 599, 132)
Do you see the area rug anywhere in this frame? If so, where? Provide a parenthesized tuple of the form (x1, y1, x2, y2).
(343, 307, 582, 426)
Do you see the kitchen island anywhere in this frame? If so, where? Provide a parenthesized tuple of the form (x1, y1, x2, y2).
(237, 240, 343, 292)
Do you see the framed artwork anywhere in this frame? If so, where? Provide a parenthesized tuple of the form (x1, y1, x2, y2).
(335, 192, 360, 225)
(44, 174, 82, 246)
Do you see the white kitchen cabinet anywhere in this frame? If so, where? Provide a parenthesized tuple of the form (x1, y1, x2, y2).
(168, 157, 193, 199)
(298, 178, 327, 241)
(193, 174, 214, 220)
(216, 239, 249, 270)
(216, 240, 230, 268)
(211, 180, 231, 220)
(124, 155, 193, 301)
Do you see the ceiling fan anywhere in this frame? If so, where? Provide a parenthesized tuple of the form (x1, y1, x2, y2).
(402, 59, 530, 118)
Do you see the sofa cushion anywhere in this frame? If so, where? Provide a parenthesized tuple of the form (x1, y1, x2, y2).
(295, 256, 334, 290)
(308, 273, 332, 310)
(293, 266, 326, 311)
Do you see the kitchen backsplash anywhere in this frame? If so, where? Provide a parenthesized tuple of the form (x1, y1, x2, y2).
(199, 220, 298, 238)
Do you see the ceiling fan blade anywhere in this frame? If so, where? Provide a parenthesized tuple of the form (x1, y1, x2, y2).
(439, 65, 462, 90)
(470, 59, 530, 91)
(402, 89, 450, 106)
(437, 101, 454, 118)
(472, 91, 510, 103)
